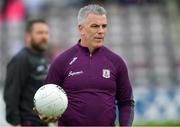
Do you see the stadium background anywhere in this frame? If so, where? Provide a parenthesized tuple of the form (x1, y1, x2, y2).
(0, 0, 180, 126)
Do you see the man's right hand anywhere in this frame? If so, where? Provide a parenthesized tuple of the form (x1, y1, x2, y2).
(39, 115, 59, 123)
(14, 124, 22, 127)
(33, 107, 60, 123)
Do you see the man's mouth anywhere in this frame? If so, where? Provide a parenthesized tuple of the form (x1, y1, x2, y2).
(95, 37, 103, 40)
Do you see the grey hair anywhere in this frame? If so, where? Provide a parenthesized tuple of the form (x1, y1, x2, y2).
(78, 4, 107, 25)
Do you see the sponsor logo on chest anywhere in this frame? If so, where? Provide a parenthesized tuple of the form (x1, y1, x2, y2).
(68, 70, 83, 77)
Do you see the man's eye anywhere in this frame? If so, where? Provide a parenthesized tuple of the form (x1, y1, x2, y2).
(102, 25, 107, 28)
(91, 25, 99, 28)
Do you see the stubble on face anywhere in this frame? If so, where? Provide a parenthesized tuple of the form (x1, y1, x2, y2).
(31, 37, 48, 53)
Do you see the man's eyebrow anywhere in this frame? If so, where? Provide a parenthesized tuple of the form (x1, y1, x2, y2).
(90, 24, 107, 27)
(91, 24, 99, 26)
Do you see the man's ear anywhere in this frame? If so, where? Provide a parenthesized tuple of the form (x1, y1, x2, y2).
(25, 32, 31, 47)
(78, 25, 85, 36)
(25, 32, 30, 42)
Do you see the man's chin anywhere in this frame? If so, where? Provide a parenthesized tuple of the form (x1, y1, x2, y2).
(31, 42, 48, 53)
(33, 46, 47, 53)
(94, 43, 103, 49)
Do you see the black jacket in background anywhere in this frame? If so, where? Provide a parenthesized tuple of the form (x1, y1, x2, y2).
(3, 47, 48, 125)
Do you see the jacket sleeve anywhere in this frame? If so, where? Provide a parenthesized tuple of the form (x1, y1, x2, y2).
(3, 55, 29, 125)
(116, 59, 134, 126)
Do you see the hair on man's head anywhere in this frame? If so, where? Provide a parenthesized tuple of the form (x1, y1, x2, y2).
(26, 19, 47, 32)
(78, 4, 106, 25)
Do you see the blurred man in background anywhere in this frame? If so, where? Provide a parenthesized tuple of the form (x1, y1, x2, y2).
(39, 4, 134, 126)
(3, 19, 49, 126)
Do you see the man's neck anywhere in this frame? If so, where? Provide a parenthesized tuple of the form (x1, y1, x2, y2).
(27, 46, 44, 55)
(80, 40, 95, 53)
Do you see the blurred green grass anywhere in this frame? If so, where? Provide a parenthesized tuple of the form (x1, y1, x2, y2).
(133, 121, 180, 126)
(115, 121, 180, 126)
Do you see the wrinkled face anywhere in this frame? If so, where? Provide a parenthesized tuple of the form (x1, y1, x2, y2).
(27, 23, 49, 53)
(79, 13, 107, 50)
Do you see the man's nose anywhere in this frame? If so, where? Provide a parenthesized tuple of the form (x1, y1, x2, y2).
(98, 26, 105, 33)
(42, 32, 49, 38)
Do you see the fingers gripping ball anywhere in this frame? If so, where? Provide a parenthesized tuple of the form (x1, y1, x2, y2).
(34, 84, 68, 117)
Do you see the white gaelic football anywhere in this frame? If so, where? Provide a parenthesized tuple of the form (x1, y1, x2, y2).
(34, 84, 68, 117)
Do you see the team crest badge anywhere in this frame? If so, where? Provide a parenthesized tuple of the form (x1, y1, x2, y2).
(102, 69, 110, 78)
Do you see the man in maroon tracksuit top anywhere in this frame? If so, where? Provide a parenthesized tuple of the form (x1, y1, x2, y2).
(39, 4, 134, 126)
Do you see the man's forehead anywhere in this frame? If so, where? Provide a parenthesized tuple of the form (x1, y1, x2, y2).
(31, 23, 48, 31)
(32, 23, 48, 29)
(86, 13, 107, 24)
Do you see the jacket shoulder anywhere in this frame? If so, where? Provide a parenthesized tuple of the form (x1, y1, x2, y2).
(8, 48, 29, 65)
(50, 44, 78, 68)
(102, 46, 128, 74)
(102, 46, 124, 63)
